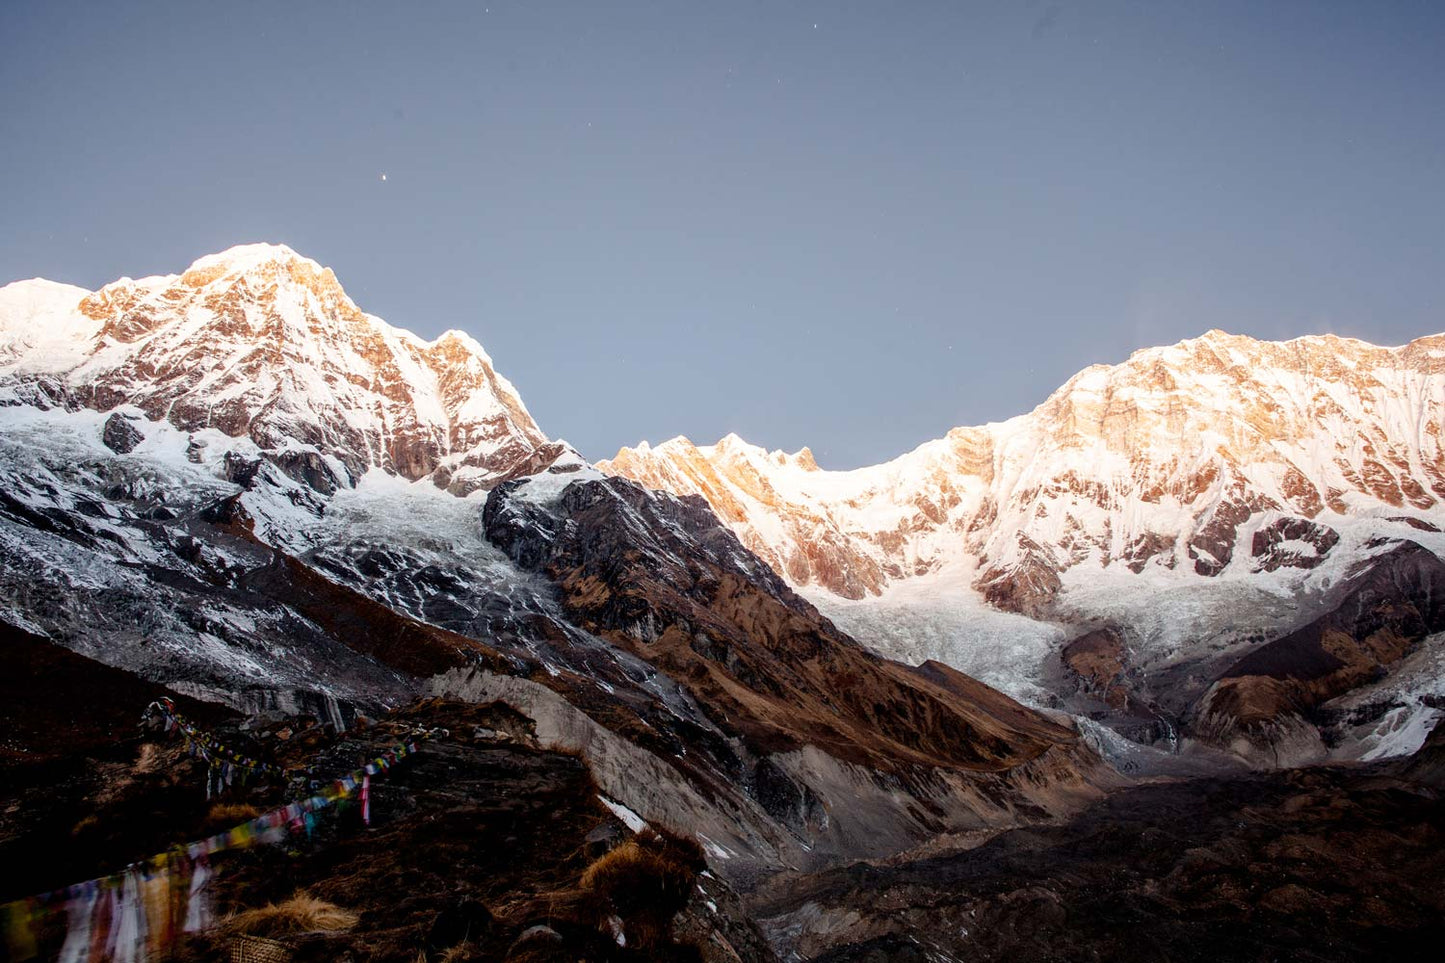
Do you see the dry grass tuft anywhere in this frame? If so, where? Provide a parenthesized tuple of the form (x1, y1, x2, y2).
(70, 814, 100, 837)
(541, 741, 586, 761)
(134, 742, 164, 774)
(222, 892, 360, 939)
(410, 942, 485, 963)
(410, 936, 494, 960)
(439, 943, 482, 963)
(578, 829, 706, 949)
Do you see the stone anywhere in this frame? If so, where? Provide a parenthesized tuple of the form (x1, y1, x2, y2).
(101, 412, 143, 453)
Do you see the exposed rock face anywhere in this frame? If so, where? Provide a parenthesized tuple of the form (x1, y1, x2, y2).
(975, 533, 1063, 615)
(601, 330, 1445, 606)
(0, 245, 558, 494)
(1060, 627, 1131, 710)
(1250, 516, 1340, 572)
(1387, 514, 1441, 533)
(1195, 541, 1445, 766)
(473, 474, 1109, 869)
(482, 476, 1080, 774)
(1187, 471, 1275, 576)
(101, 411, 142, 453)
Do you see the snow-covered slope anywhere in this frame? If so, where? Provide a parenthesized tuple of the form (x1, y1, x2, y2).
(602, 330, 1445, 607)
(0, 244, 565, 494)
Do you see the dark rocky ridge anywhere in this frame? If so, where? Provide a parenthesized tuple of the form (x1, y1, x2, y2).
(100, 411, 143, 454)
(1195, 540, 1445, 765)
(469, 475, 1109, 873)
(1031, 536, 1445, 770)
(481, 476, 1084, 772)
(1250, 515, 1340, 572)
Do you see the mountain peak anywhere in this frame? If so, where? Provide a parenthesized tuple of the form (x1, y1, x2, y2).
(431, 328, 495, 365)
(173, 242, 348, 307)
(184, 242, 315, 275)
(0, 247, 561, 496)
(714, 431, 749, 451)
(791, 446, 819, 471)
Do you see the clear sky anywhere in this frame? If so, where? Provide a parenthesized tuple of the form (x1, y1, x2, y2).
(3, 1, 1443, 467)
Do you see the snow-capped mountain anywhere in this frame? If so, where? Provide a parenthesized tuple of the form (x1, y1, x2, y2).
(0, 244, 565, 494)
(602, 330, 1445, 604)
(602, 331, 1445, 766)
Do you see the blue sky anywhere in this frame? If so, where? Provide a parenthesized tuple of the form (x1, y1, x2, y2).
(2, 1, 1442, 466)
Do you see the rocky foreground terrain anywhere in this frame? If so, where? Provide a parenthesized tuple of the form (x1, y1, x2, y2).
(0, 623, 774, 962)
(1, 244, 1443, 961)
(754, 746, 1445, 962)
(3, 622, 1442, 962)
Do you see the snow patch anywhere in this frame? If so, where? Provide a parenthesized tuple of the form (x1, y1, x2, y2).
(599, 796, 648, 833)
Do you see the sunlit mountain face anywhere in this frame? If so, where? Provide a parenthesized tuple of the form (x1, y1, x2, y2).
(605, 330, 1445, 602)
(2, 243, 567, 496)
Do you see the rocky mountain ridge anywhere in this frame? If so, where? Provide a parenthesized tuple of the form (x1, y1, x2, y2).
(6, 248, 1443, 773)
(601, 329, 1445, 605)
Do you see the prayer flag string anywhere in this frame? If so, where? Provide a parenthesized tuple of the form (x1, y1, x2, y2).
(1, 731, 426, 962)
(142, 700, 287, 796)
